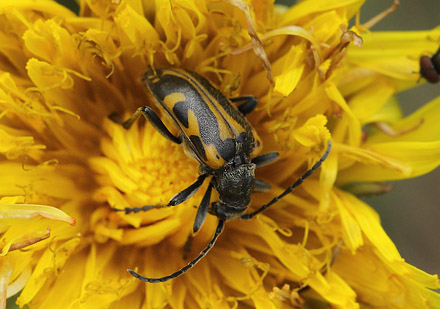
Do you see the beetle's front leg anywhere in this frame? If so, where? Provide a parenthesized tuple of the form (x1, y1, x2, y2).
(109, 106, 182, 144)
(113, 174, 208, 214)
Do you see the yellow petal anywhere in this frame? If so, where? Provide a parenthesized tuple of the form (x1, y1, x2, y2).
(1, 227, 50, 256)
(326, 82, 362, 146)
(280, 0, 363, 25)
(274, 45, 305, 96)
(17, 237, 81, 306)
(332, 191, 363, 252)
(368, 96, 440, 144)
(114, 4, 159, 46)
(0, 0, 74, 18)
(0, 203, 75, 226)
(23, 19, 73, 63)
(338, 140, 440, 182)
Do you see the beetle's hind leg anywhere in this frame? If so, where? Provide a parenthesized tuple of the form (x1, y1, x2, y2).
(230, 96, 258, 115)
(113, 174, 208, 214)
(109, 106, 182, 144)
(182, 181, 213, 259)
(192, 181, 214, 234)
(183, 234, 194, 260)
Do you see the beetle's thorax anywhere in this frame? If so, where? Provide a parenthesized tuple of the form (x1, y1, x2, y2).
(211, 162, 256, 220)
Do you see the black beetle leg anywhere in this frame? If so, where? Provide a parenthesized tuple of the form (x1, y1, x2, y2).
(230, 96, 258, 115)
(251, 152, 279, 167)
(254, 179, 271, 192)
(183, 234, 193, 260)
(241, 141, 332, 220)
(109, 106, 182, 144)
(183, 181, 214, 260)
(192, 181, 214, 234)
(252, 152, 279, 192)
(113, 174, 208, 214)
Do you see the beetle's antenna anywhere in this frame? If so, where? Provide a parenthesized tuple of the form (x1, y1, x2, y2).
(241, 140, 332, 220)
(127, 220, 225, 283)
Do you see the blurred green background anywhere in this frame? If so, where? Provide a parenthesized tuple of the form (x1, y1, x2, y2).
(6, 0, 440, 307)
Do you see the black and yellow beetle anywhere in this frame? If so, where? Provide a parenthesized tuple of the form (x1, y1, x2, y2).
(112, 67, 331, 283)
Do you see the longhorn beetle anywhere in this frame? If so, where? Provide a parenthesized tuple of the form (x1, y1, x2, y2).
(420, 47, 440, 83)
(111, 67, 331, 283)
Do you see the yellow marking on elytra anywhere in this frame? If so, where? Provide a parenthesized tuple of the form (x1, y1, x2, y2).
(187, 110, 226, 168)
(209, 103, 233, 142)
(186, 109, 201, 139)
(204, 144, 224, 169)
(186, 109, 226, 169)
(163, 92, 186, 108)
(250, 131, 263, 157)
(161, 69, 241, 141)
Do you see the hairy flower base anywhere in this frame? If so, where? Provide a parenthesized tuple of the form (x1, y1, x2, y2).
(1, 0, 440, 308)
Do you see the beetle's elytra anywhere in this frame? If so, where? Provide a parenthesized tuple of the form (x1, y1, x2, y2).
(111, 67, 331, 283)
(420, 47, 440, 83)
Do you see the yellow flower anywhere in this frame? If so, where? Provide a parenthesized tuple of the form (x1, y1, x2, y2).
(1, 0, 440, 308)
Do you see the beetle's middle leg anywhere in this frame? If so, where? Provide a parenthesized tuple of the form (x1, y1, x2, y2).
(109, 106, 182, 144)
(230, 96, 258, 115)
(113, 174, 208, 214)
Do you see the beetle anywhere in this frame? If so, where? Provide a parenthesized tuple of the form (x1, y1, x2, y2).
(111, 67, 331, 283)
(420, 47, 440, 83)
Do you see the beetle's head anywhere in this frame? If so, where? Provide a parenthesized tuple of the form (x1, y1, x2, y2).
(212, 163, 255, 220)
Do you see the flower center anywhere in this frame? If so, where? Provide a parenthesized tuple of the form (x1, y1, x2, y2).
(91, 118, 201, 230)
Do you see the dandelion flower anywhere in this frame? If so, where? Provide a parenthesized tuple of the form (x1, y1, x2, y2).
(1, 0, 440, 308)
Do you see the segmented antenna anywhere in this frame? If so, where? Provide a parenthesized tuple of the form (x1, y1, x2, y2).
(127, 220, 225, 282)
